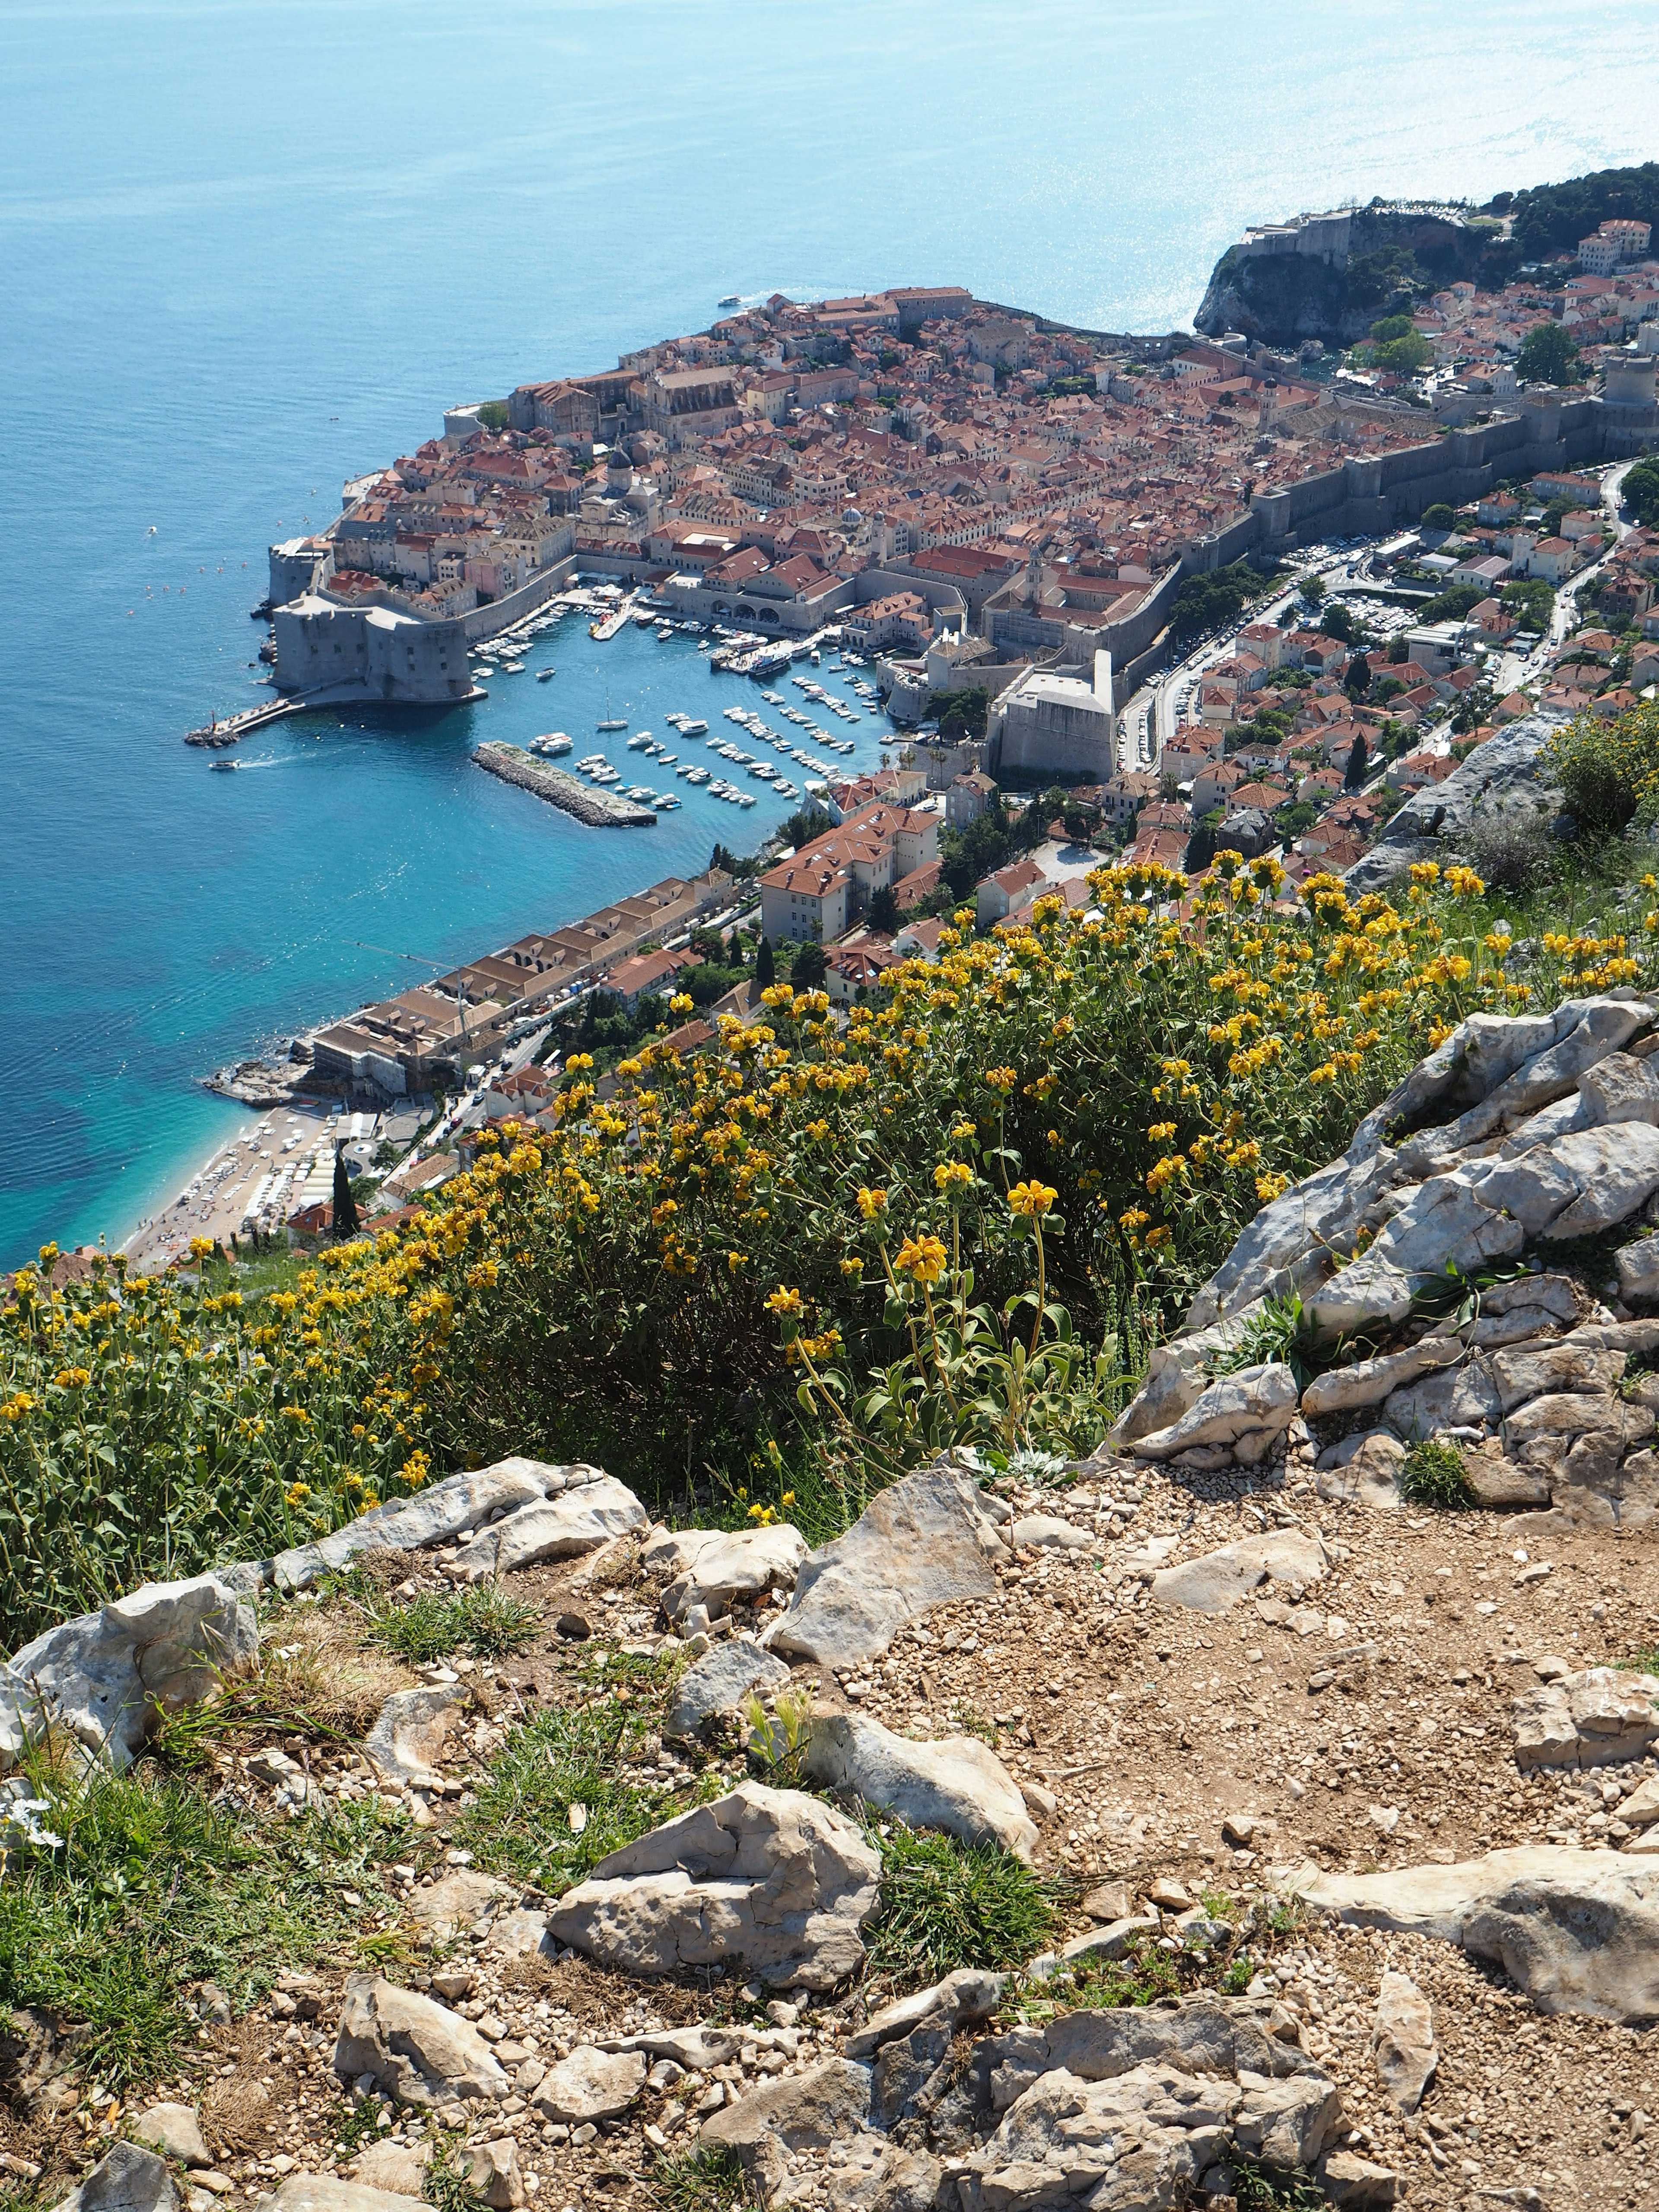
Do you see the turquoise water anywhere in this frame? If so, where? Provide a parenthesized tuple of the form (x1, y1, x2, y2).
(5, 0, 1658, 1267)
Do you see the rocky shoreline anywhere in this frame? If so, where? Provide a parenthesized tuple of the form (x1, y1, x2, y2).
(471, 744, 656, 828)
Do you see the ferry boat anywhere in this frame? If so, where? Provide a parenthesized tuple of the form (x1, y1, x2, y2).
(718, 293, 742, 308)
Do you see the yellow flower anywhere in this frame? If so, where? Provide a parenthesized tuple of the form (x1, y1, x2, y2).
(894, 1233, 948, 1285)
(984, 1065, 1017, 1092)
(950, 1119, 977, 1140)
(53, 1367, 92, 1389)
(285, 1482, 311, 1506)
(669, 993, 694, 1014)
(839, 1255, 864, 1278)
(933, 1160, 973, 1192)
(564, 1052, 595, 1071)
(1007, 1180, 1057, 1218)
(764, 1284, 804, 1317)
(728, 1250, 746, 1272)
(856, 1186, 888, 1220)
(189, 1236, 214, 1259)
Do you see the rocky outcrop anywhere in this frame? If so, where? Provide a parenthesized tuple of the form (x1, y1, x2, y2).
(1107, 1002, 1659, 1528)
(771, 1462, 1009, 1670)
(1284, 1846, 1659, 2023)
(664, 1639, 791, 1739)
(1, 1573, 257, 1776)
(645, 1522, 807, 1622)
(545, 1781, 881, 1991)
(333, 1976, 511, 2107)
(1345, 710, 1567, 892)
(697, 2059, 874, 2201)
(1511, 1667, 1659, 1770)
(804, 1710, 1040, 1861)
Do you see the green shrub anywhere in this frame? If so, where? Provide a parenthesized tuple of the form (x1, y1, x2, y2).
(864, 1824, 1059, 1991)
(1399, 1439, 1472, 1510)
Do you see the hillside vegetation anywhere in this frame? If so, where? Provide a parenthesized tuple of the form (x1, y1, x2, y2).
(5, 710, 1659, 1648)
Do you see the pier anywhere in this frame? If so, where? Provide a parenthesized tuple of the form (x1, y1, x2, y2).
(473, 741, 656, 826)
(183, 695, 313, 748)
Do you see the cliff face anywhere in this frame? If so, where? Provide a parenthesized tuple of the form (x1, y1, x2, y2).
(1194, 206, 1517, 346)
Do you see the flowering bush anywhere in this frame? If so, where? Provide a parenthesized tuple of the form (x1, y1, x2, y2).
(0, 854, 1635, 1643)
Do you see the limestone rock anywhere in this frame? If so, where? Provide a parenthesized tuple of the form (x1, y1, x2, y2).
(363, 1685, 465, 1789)
(51, 2145, 178, 2212)
(266, 2180, 426, 2212)
(269, 1458, 591, 1592)
(979, 1996, 1301, 2116)
(664, 1639, 791, 1739)
(347, 2143, 431, 2198)
(1315, 1430, 1404, 1511)
(530, 2045, 646, 2123)
(332, 1975, 509, 2107)
(486, 1907, 551, 1964)
(771, 1462, 1007, 1670)
(1512, 1669, 1659, 1770)
(1283, 1845, 1659, 2022)
(406, 1869, 515, 1944)
(697, 2058, 872, 2202)
(869, 2147, 945, 2212)
(804, 1710, 1038, 1861)
(1316, 2148, 1400, 2207)
(1301, 1339, 1463, 1418)
(1150, 1529, 1328, 1616)
(846, 1969, 1004, 2060)
(1059, 1913, 1160, 1964)
(1380, 1352, 1501, 1440)
(545, 1780, 880, 1991)
(655, 1525, 807, 1621)
(449, 1475, 647, 1583)
(2, 1574, 258, 1777)
(1128, 1362, 1300, 1462)
(1490, 1335, 1627, 1411)
(1618, 1233, 1659, 1303)
(1371, 1969, 1435, 2113)
(1459, 1441, 1551, 1509)
(1007, 1513, 1098, 1553)
(461, 2142, 522, 2210)
(1621, 1773, 1659, 1829)
(131, 2105, 209, 2168)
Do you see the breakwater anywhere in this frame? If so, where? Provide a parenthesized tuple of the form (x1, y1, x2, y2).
(472, 741, 656, 826)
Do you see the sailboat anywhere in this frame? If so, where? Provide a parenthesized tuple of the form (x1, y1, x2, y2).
(596, 683, 627, 732)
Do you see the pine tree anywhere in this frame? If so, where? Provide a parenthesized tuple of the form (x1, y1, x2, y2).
(332, 1144, 359, 1238)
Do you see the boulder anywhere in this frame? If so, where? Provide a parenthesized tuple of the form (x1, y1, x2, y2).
(363, 1685, 465, 1789)
(1490, 1336, 1627, 1412)
(545, 1780, 880, 1991)
(1511, 1669, 1659, 1771)
(348, 2144, 431, 2198)
(448, 1475, 647, 1583)
(978, 1996, 1301, 2116)
(1618, 1233, 1659, 1303)
(332, 1975, 510, 2107)
(130, 2104, 209, 2167)
(486, 1907, 552, 1965)
(1150, 1529, 1328, 1617)
(1621, 1773, 1659, 1830)
(1316, 2148, 1400, 2207)
(1315, 1431, 1405, 1512)
(1128, 1363, 1300, 1463)
(461, 2143, 521, 2212)
(1283, 1845, 1659, 2022)
(265, 2181, 426, 2212)
(804, 1710, 1039, 1861)
(269, 1459, 593, 1592)
(1301, 1340, 1464, 1418)
(2, 1574, 257, 1776)
(1459, 1441, 1551, 1509)
(1007, 1514, 1098, 1553)
(1379, 1352, 1501, 1440)
(698, 2059, 873, 2203)
(51, 2145, 177, 2212)
(530, 2045, 646, 2123)
(406, 1869, 515, 1945)
(664, 1640, 791, 1739)
(1371, 1969, 1435, 2113)
(846, 1969, 1004, 2060)
(771, 1463, 1007, 1671)
(655, 1525, 808, 1621)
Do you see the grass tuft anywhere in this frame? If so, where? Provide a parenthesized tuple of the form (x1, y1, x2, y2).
(363, 1583, 541, 1665)
(455, 1652, 706, 1895)
(1399, 1438, 1473, 1510)
(863, 1823, 1059, 1993)
(1230, 2153, 1328, 2210)
(650, 2145, 758, 2209)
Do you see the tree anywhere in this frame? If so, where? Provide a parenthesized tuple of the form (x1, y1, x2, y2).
(1298, 574, 1326, 611)
(756, 937, 775, 987)
(1625, 458, 1659, 530)
(1344, 734, 1369, 792)
(790, 940, 828, 990)
(331, 1145, 359, 1239)
(1345, 653, 1371, 699)
(1516, 321, 1580, 387)
(1319, 601, 1357, 644)
(1421, 503, 1456, 531)
(474, 400, 510, 432)
(868, 886, 900, 935)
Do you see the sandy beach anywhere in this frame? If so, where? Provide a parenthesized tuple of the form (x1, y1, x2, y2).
(121, 1098, 346, 1274)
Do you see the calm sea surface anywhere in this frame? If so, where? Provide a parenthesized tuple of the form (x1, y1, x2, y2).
(3, 0, 1657, 1266)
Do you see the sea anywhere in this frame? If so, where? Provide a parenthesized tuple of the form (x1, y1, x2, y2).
(4, 0, 1658, 1268)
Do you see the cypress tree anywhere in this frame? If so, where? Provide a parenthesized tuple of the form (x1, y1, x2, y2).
(332, 1143, 359, 1238)
(756, 937, 776, 987)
